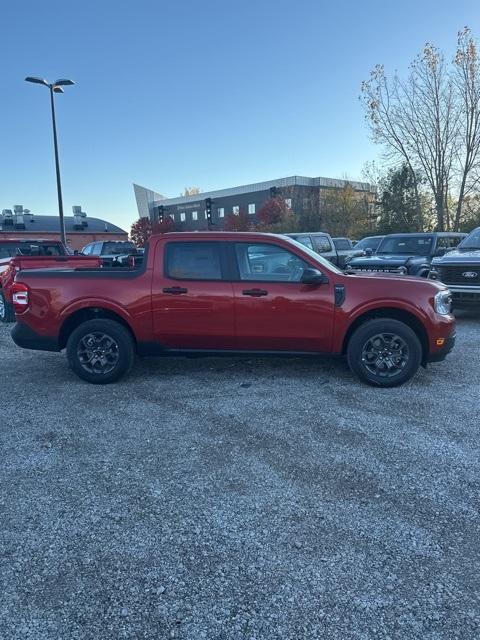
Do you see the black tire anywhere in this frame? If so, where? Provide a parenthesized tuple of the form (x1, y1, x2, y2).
(0, 291, 15, 323)
(347, 318, 422, 387)
(66, 319, 135, 384)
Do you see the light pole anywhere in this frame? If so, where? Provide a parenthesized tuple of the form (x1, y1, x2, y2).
(25, 76, 75, 246)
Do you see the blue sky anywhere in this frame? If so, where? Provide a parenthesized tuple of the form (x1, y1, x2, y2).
(1, 0, 479, 232)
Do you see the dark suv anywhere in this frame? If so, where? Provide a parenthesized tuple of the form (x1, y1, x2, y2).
(429, 227, 480, 306)
(348, 233, 466, 277)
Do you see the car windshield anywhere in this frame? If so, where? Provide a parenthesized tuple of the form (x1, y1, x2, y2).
(283, 236, 343, 274)
(377, 235, 434, 255)
(458, 229, 480, 250)
(355, 236, 383, 251)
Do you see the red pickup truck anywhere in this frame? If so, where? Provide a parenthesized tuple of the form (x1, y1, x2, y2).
(10, 232, 455, 387)
(0, 239, 101, 323)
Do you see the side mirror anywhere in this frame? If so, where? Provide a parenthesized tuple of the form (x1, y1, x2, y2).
(365, 247, 373, 257)
(301, 267, 327, 285)
(435, 247, 447, 257)
(73, 249, 79, 255)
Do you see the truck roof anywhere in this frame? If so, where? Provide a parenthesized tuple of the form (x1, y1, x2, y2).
(149, 231, 298, 242)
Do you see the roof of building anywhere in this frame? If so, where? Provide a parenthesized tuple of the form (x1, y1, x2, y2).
(0, 213, 126, 234)
(133, 175, 374, 215)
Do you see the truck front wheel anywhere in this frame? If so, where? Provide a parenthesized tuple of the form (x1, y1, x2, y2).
(347, 318, 422, 387)
(66, 319, 135, 384)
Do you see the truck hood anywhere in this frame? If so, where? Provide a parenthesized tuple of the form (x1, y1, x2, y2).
(431, 248, 480, 265)
(344, 269, 447, 291)
(348, 254, 423, 268)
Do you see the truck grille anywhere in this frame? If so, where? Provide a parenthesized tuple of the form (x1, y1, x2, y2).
(351, 266, 405, 274)
(436, 266, 480, 285)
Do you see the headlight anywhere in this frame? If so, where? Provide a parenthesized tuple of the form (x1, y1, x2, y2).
(434, 290, 452, 315)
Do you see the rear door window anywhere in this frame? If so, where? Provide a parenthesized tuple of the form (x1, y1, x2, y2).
(293, 236, 314, 250)
(312, 235, 333, 253)
(165, 242, 223, 280)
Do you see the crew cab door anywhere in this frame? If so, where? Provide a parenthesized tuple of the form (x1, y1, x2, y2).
(230, 241, 335, 352)
(151, 240, 235, 349)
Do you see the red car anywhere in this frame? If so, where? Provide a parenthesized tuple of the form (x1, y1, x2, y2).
(10, 232, 455, 386)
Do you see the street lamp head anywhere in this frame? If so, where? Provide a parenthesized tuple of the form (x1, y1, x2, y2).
(54, 79, 75, 86)
(25, 76, 49, 86)
(53, 86, 64, 93)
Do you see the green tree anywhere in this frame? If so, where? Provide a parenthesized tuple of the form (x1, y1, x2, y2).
(378, 165, 425, 233)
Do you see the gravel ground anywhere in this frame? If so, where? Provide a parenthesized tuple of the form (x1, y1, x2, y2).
(1, 312, 479, 640)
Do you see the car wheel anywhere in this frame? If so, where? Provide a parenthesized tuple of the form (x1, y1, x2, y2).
(0, 291, 15, 323)
(66, 319, 135, 384)
(347, 318, 422, 387)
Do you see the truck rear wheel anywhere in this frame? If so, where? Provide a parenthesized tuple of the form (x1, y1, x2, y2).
(347, 318, 422, 387)
(0, 291, 15, 323)
(66, 319, 135, 384)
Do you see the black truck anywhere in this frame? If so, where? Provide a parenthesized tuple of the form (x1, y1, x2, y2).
(348, 232, 466, 277)
(429, 227, 480, 306)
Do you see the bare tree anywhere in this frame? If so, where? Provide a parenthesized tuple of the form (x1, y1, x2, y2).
(361, 43, 459, 230)
(454, 27, 480, 229)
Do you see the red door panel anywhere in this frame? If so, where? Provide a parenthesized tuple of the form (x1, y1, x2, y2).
(233, 282, 335, 352)
(151, 240, 235, 350)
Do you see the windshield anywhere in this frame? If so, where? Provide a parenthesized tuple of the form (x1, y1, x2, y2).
(377, 235, 434, 255)
(458, 228, 480, 250)
(355, 236, 383, 252)
(283, 236, 343, 274)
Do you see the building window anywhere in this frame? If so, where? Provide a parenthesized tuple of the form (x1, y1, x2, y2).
(248, 203, 256, 214)
(180, 212, 186, 222)
(170, 214, 175, 222)
(192, 211, 198, 221)
(218, 207, 225, 218)
(285, 198, 292, 208)
(233, 206, 240, 215)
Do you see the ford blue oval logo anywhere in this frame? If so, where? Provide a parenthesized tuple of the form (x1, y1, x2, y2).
(462, 271, 478, 278)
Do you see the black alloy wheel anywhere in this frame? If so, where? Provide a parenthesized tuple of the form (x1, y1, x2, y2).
(66, 318, 135, 384)
(347, 318, 422, 387)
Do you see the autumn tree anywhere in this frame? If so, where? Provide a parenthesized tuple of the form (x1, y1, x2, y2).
(130, 217, 152, 247)
(153, 217, 176, 234)
(223, 209, 252, 231)
(130, 215, 177, 245)
(322, 183, 374, 238)
(181, 186, 202, 196)
(256, 198, 298, 232)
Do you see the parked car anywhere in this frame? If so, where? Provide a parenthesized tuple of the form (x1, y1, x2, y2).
(285, 232, 338, 265)
(347, 232, 466, 277)
(11, 232, 455, 388)
(81, 240, 142, 267)
(286, 232, 362, 268)
(353, 235, 385, 255)
(332, 237, 365, 266)
(0, 239, 68, 322)
(429, 227, 480, 307)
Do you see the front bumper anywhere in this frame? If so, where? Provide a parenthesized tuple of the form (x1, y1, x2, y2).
(11, 322, 61, 352)
(426, 330, 456, 363)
